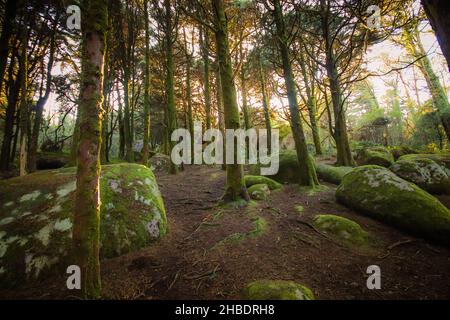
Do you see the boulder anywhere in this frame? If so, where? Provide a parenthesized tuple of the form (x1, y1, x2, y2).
(148, 154, 170, 172)
(247, 184, 270, 201)
(389, 146, 417, 161)
(312, 215, 370, 247)
(243, 280, 314, 300)
(336, 165, 450, 245)
(244, 175, 282, 190)
(398, 154, 450, 175)
(36, 152, 70, 170)
(315, 164, 353, 185)
(356, 147, 394, 168)
(390, 158, 450, 195)
(250, 150, 302, 184)
(0, 163, 167, 286)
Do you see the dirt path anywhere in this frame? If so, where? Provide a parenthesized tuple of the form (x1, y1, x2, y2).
(3, 165, 450, 299)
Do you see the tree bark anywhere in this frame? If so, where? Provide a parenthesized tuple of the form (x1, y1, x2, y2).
(142, 0, 151, 165)
(272, 0, 319, 187)
(72, 0, 108, 299)
(422, 0, 450, 71)
(18, 31, 29, 177)
(257, 50, 272, 154)
(212, 0, 249, 201)
(200, 26, 212, 130)
(0, 0, 17, 94)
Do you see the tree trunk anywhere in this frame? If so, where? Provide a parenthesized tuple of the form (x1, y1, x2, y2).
(257, 51, 272, 154)
(215, 61, 226, 170)
(142, 0, 151, 165)
(184, 28, 194, 163)
(165, 0, 178, 174)
(321, 0, 354, 166)
(72, 0, 108, 299)
(200, 26, 212, 130)
(0, 0, 17, 93)
(272, 0, 319, 187)
(212, 0, 249, 201)
(18, 32, 29, 177)
(422, 0, 450, 71)
(404, 26, 450, 142)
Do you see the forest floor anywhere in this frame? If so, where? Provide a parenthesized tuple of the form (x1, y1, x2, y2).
(2, 165, 450, 300)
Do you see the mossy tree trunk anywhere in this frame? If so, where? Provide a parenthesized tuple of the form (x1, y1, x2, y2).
(257, 50, 272, 153)
(404, 26, 450, 142)
(239, 39, 250, 131)
(184, 27, 194, 162)
(212, 0, 249, 201)
(164, 0, 178, 174)
(321, 0, 354, 166)
(72, 0, 108, 300)
(18, 30, 29, 177)
(200, 25, 212, 130)
(142, 0, 151, 166)
(272, 0, 319, 187)
(215, 60, 226, 171)
(0, 0, 17, 94)
(422, 0, 450, 71)
(100, 10, 112, 165)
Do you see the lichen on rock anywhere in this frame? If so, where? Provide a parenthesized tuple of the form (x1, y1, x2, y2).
(356, 146, 394, 168)
(247, 184, 270, 201)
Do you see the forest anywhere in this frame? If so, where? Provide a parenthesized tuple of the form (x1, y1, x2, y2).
(0, 0, 450, 301)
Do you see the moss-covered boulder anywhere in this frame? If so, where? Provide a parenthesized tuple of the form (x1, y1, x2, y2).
(247, 184, 270, 201)
(336, 165, 450, 245)
(312, 215, 370, 247)
(315, 164, 353, 185)
(389, 146, 417, 161)
(250, 150, 305, 184)
(390, 158, 450, 195)
(244, 175, 282, 190)
(398, 154, 450, 175)
(0, 163, 167, 286)
(148, 154, 170, 172)
(356, 147, 394, 168)
(36, 152, 70, 170)
(244, 280, 314, 300)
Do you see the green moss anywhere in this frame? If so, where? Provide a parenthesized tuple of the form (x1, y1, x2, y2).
(315, 164, 353, 185)
(312, 214, 370, 247)
(247, 184, 270, 201)
(390, 158, 450, 195)
(244, 175, 282, 190)
(250, 150, 299, 183)
(0, 163, 167, 286)
(356, 147, 394, 168)
(398, 154, 450, 175)
(244, 280, 315, 300)
(336, 165, 450, 245)
(295, 205, 304, 214)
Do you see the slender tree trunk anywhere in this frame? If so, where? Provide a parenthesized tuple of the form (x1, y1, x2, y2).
(0, 0, 17, 94)
(28, 18, 58, 172)
(18, 32, 29, 177)
(100, 16, 111, 165)
(321, 0, 354, 166)
(123, 71, 134, 162)
(404, 26, 450, 142)
(142, 0, 151, 165)
(257, 50, 272, 153)
(164, 0, 178, 174)
(69, 109, 80, 167)
(422, 0, 450, 71)
(239, 41, 250, 131)
(215, 61, 226, 170)
(200, 26, 212, 130)
(272, 0, 319, 187)
(212, 0, 249, 201)
(72, 0, 108, 300)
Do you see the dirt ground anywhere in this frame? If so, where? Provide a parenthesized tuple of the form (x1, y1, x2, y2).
(2, 165, 450, 300)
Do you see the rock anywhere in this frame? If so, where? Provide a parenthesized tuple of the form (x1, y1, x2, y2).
(243, 280, 315, 300)
(0, 163, 167, 286)
(398, 154, 450, 175)
(244, 175, 282, 190)
(336, 165, 450, 245)
(36, 152, 70, 170)
(148, 154, 170, 172)
(390, 158, 450, 195)
(389, 146, 417, 160)
(312, 215, 370, 247)
(247, 184, 270, 201)
(315, 164, 353, 185)
(250, 150, 303, 184)
(356, 147, 394, 168)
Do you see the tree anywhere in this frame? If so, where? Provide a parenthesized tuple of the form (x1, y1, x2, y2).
(72, 0, 108, 299)
(142, 0, 151, 165)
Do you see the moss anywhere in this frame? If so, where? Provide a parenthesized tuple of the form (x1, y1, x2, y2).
(313, 214, 370, 247)
(244, 175, 282, 190)
(244, 280, 314, 300)
(336, 165, 450, 245)
(0, 163, 167, 286)
(295, 205, 304, 214)
(315, 164, 353, 185)
(390, 158, 450, 195)
(356, 147, 394, 168)
(250, 150, 300, 183)
(398, 154, 450, 175)
(247, 184, 270, 201)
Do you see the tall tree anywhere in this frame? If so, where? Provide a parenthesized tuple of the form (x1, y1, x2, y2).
(72, 0, 108, 299)
(142, 0, 151, 165)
